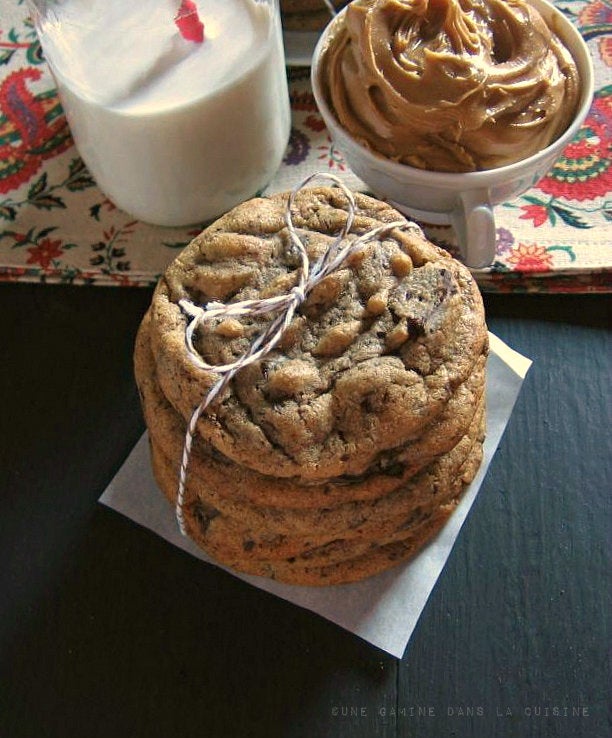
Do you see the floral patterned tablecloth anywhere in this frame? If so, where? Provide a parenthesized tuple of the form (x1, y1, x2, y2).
(1, 0, 610, 292)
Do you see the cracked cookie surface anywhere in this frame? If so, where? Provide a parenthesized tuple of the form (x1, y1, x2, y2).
(136, 312, 486, 509)
(149, 186, 487, 480)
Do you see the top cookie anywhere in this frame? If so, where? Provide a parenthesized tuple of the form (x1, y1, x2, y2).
(149, 185, 487, 480)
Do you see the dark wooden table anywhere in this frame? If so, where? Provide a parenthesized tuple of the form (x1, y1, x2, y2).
(0, 282, 609, 738)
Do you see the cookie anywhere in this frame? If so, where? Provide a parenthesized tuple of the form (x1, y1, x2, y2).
(152, 433, 483, 567)
(136, 311, 486, 509)
(149, 186, 488, 480)
(149, 415, 483, 560)
(136, 183, 488, 585)
(186, 503, 461, 586)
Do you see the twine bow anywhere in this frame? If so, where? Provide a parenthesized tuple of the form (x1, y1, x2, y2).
(322, 0, 339, 15)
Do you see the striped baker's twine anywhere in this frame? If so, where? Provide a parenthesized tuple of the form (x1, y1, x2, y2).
(322, 0, 338, 15)
(175, 172, 420, 535)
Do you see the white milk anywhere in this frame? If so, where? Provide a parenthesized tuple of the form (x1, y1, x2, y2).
(34, 0, 290, 226)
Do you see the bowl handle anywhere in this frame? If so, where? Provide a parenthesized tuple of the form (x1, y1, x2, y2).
(451, 190, 496, 269)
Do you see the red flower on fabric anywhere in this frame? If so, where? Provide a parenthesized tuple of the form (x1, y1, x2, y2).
(579, 0, 612, 26)
(519, 203, 549, 227)
(289, 90, 318, 113)
(506, 243, 553, 272)
(317, 138, 346, 171)
(600, 36, 612, 67)
(26, 237, 64, 269)
(0, 69, 72, 194)
(579, 1, 612, 67)
(304, 114, 326, 132)
(538, 92, 611, 201)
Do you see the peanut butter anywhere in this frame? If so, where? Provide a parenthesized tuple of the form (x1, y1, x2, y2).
(320, 0, 580, 172)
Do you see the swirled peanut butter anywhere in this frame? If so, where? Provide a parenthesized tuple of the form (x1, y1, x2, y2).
(320, 0, 580, 172)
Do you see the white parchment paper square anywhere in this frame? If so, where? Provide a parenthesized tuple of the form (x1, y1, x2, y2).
(100, 332, 530, 658)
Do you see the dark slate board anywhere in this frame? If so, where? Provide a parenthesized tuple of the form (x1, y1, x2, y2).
(0, 284, 609, 738)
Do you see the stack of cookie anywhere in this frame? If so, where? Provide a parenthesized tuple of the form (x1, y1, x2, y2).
(134, 186, 488, 586)
(280, 0, 349, 32)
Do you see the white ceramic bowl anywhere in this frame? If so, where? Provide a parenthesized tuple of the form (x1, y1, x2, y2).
(311, 0, 594, 268)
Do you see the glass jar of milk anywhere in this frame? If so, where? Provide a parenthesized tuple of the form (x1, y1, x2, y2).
(27, 0, 291, 226)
